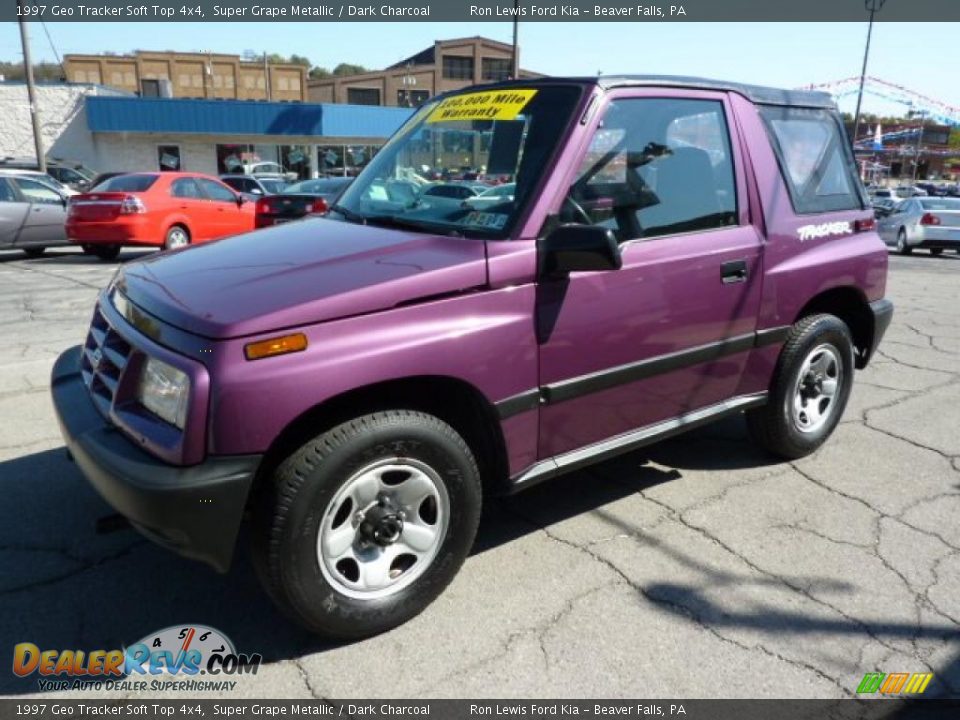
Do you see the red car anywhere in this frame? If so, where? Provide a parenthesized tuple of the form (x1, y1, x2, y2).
(66, 172, 256, 260)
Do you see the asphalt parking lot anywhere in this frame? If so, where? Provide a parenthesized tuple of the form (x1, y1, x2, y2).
(1, 247, 959, 700)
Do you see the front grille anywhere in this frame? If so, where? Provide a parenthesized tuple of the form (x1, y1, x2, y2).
(80, 305, 133, 417)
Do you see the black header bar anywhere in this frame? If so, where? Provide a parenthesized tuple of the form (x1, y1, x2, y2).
(5, 0, 960, 22)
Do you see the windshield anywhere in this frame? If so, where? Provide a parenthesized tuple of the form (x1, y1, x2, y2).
(93, 175, 159, 193)
(332, 85, 583, 238)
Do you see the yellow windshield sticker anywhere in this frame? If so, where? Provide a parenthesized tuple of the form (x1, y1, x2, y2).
(426, 89, 538, 123)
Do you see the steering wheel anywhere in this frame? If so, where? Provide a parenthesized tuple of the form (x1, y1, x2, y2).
(562, 195, 593, 225)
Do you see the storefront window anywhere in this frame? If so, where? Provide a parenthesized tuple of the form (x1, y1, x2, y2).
(217, 144, 289, 175)
(318, 146, 345, 176)
(157, 145, 181, 171)
(279, 145, 312, 180)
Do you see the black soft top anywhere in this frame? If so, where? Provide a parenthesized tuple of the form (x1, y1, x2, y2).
(452, 75, 835, 110)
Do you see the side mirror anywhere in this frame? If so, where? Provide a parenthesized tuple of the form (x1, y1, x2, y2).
(540, 224, 622, 277)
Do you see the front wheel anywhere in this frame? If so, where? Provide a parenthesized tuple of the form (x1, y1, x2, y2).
(747, 314, 854, 459)
(896, 229, 912, 255)
(251, 410, 482, 639)
(22, 247, 45, 258)
(930, 248, 944, 257)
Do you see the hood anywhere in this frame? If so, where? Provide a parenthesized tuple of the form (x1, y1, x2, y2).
(115, 218, 489, 339)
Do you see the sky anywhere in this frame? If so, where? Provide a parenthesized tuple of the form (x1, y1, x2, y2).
(0, 21, 955, 119)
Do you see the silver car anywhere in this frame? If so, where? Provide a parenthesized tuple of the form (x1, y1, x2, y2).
(877, 196, 960, 256)
(0, 174, 71, 257)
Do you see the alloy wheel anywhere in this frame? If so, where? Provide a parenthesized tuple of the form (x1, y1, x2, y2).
(317, 458, 449, 599)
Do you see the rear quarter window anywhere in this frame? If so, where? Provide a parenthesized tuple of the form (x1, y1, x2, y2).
(94, 175, 159, 193)
(760, 106, 866, 215)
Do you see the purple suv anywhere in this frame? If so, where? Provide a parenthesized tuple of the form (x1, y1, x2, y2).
(52, 76, 892, 638)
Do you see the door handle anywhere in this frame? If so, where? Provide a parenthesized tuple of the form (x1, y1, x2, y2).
(721, 259, 748, 284)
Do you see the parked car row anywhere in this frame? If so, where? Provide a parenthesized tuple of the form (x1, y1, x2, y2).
(0, 168, 354, 259)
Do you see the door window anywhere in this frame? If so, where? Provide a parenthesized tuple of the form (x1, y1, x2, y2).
(15, 178, 62, 205)
(170, 178, 203, 199)
(0, 178, 16, 202)
(563, 97, 738, 242)
(759, 106, 865, 214)
(196, 178, 238, 203)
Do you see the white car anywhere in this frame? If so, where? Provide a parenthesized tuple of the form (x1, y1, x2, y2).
(0, 169, 77, 196)
(464, 183, 516, 209)
(244, 162, 298, 182)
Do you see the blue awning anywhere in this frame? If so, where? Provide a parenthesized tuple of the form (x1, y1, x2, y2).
(86, 96, 413, 138)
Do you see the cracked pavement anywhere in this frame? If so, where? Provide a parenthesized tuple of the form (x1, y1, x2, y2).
(1, 247, 958, 699)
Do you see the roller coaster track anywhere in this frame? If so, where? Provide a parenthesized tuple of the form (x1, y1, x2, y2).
(799, 76, 960, 127)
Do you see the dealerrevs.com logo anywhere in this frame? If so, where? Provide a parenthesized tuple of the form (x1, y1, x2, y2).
(12, 625, 262, 692)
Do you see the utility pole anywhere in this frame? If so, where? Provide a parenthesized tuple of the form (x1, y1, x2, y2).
(17, 0, 46, 172)
(263, 51, 272, 101)
(510, 0, 520, 79)
(852, 0, 887, 151)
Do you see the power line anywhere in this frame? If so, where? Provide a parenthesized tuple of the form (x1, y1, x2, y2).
(39, 20, 65, 79)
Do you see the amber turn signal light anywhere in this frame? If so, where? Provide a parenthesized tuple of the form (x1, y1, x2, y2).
(244, 333, 308, 361)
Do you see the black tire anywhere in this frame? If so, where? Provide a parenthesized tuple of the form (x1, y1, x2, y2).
(930, 248, 944, 256)
(746, 314, 855, 460)
(896, 229, 912, 255)
(164, 225, 190, 250)
(87, 244, 121, 261)
(251, 410, 482, 639)
(22, 247, 45, 258)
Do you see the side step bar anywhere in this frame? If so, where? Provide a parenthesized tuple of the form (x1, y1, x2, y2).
(509, 392, 768, 493)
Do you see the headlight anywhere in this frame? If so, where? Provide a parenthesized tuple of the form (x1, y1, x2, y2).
(137, 357, 190, 429)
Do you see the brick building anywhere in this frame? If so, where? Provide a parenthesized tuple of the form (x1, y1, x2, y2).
(63, 51, 307, 102)
(307, 36, 540, 107)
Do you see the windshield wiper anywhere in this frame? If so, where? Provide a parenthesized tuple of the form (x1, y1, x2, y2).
(328, 203, 367, 224)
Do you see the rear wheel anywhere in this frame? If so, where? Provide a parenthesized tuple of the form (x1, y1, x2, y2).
(930, 248, 944, 256)
(896, 229, 912, 255)
(747, 314, 854, 459)
(85, 244, 121, 261)
(251, 410, 482, 638)
(164, 225, 190, 250)
(22, 247, 45, 258)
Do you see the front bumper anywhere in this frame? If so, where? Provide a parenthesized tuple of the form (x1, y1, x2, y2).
(51, 346, 261, 572)
(862, 298, 894, 367)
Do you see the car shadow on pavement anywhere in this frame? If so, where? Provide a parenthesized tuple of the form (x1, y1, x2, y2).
(2, 416, 958, 695)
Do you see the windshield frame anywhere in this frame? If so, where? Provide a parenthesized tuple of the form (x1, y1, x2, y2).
(330, 82, 587, 240)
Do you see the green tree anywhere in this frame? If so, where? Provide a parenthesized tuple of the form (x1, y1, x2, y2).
(0, 60, 64, 82)
(332, 63, 368, 76)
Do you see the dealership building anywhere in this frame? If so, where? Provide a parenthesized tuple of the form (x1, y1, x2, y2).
(0, 82, 412, 179)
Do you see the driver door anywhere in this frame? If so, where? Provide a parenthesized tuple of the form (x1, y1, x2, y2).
(537, 91, 764, 459)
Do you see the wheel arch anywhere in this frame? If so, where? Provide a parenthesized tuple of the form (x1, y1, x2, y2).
(165, 221, 192, 241)
(252, 375, 511, 499)
(793, 285, 874, 369)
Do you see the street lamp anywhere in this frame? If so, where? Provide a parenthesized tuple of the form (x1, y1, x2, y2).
(908, 106, 927, 183)
(852, 0, 887, 150)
